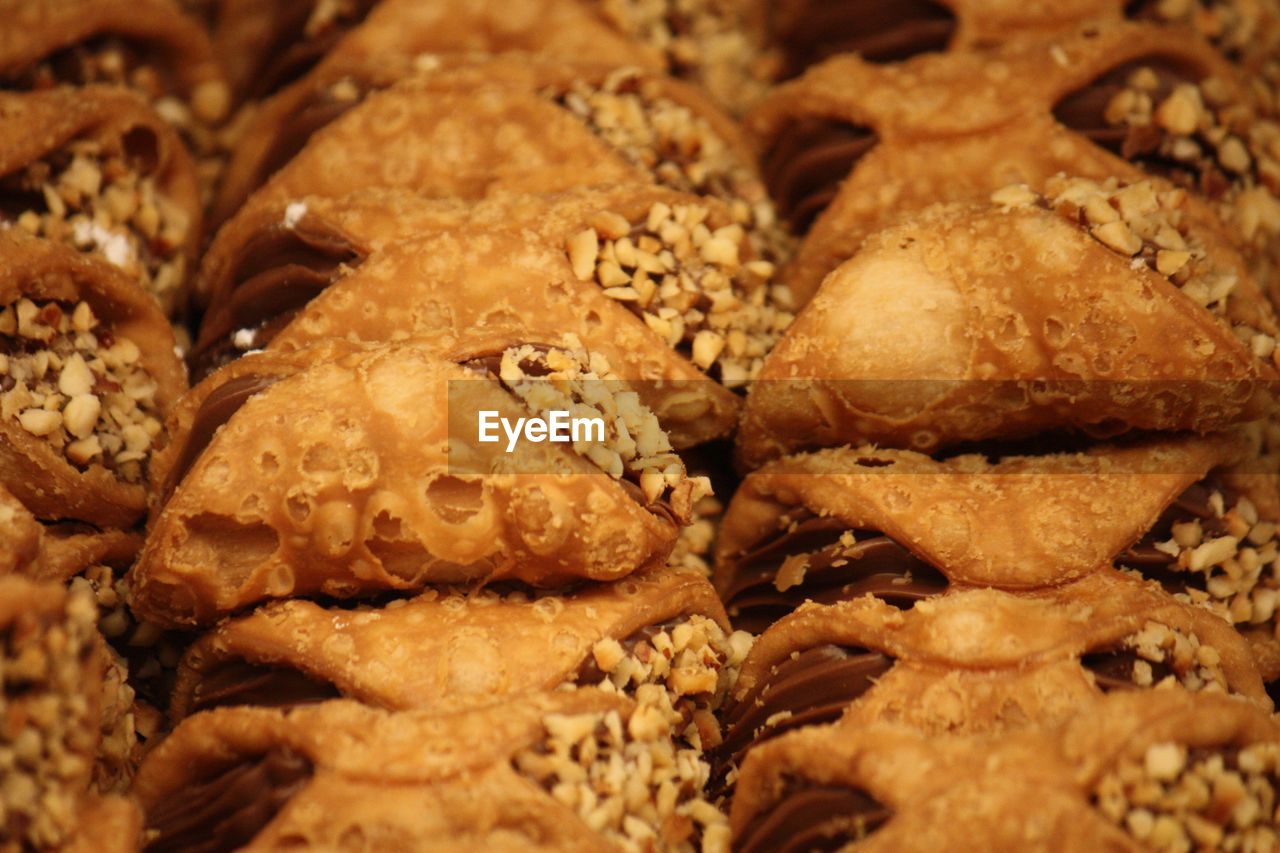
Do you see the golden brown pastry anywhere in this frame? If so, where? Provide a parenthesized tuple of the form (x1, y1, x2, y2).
(132, 340, 709, 627)
(0, 86, 202, 315)
(0, 0, 231, 202)
(729, 689, 1280, 852)
(168, 568, 751, 738)
(207, 58, 786, 264)
(712, 574, 1268, 791)
(191, 185, 790, 446)
(736, 188, 1277, 462)
(0, 232, 185, 528)
(0, 576, 141, 852)
(133, 692, 732, 852)
(715, 437, 1242, 627)
(750, 22, 1278, 305)
(0, 483, 42, 574)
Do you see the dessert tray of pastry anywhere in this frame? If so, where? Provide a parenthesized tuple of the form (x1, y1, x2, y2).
(2, 1, 1280, 851)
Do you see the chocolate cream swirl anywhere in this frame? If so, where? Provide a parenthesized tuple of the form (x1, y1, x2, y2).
(722, 509, 947, 635)
(772, 0, 956, 78)
(738, 778, 892, 853)
(144, 748, 313, 853)
(763, 118, 878, 234)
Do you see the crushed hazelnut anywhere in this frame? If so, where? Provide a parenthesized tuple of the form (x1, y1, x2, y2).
(1095, 740, 1280, 851)
(0, 140, 189, 309)
(568, 202, 794, 388)
(548, 68, 792, 265)
(487, 340, 711, 506)
(0, 298, 164, 483)
(0, 585, 98, 849)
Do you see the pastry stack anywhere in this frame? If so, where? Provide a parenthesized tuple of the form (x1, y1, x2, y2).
(2, 1, 1280, 851)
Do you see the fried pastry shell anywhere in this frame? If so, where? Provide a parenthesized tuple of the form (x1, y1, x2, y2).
(133, 342, 692, 627)
(735, 199, 1276, 463)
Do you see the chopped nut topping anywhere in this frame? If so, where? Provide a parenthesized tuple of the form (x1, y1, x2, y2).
(593, 0, 771, 112)
(0, 298, 163, 483)
(1094, 621, 1232, 694)
(548, 68, 792, 264)
(514, 700, 731, 852)
(567, 202, 794, 388)
(1092, 65, 1280, 251)
(992, 175, 1280, 366)
(667, 494, 723, 578)
(2, 38, 232, 206)
(488, 340, 711, 506)
(1123, 482, 1280, 632)
(0, 585, 98, 849)
(576, 613, 753, 753)
(1094, 740, 1280, 851)
(1, 140, 190, 309)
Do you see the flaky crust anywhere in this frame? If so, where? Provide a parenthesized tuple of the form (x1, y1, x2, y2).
(718, 437, 1244, 590)
(0, 86, 203, 314)
(0, 484, 41, 574)
(729, 573, 1269, 728)
(169, 568, 728, 720)
(729, 690, 1278, 852)
(749, 23, 1251, 304)
(133, 693, 635, 851)
(0, 0, 223, 97)
(133, 343, 684, 627)
(736, 201, 1275, 462)
(196, 186, 743, 447)
(204, 56, 760, 269)
(0, 233, 185, 527)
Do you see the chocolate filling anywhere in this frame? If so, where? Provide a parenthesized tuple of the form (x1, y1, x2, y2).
(738, 778, 892, 853)
(1115, 478, 1232, 596)
(158, 372, 283, 508)
(1081, 646, 1177, 691)
(713, 644, 894, 790)
(461, 349, 680, 524)
(244, 0, 378, 101)
(190, 225, 362, 381)
(763, 118, 878, 234)
(144, 748, 313, 853)
(723, 510, 946, 635)
(771, 0, 956, 78)
(187, 660, 342, 715)
(1052, 59, 1232, 198)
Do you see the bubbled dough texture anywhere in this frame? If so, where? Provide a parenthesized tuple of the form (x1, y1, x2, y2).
(717, 438, 1243, 589)
(0, 233, 185, 527)
(169, 568, 728, 719)
(730, 690, 1277, 852)
(730, 572, 1268, 729)
(737, 204, 1273, 462)
(748, 24, 1249, 304)
(133, 693, 633, 851)
(239, 186, 743, 447)
(133, 344, 676, 627)
(0, 85, 205, 313)
(213, 55, 760, 274)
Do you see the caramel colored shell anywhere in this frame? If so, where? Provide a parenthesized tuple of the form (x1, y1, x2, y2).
(0, 0, 224, 97)
(717, 436, 1244, 591)
(0, 86, 204, 314)
(736, 202, 1275, 462)
(133, 693, 635, 851)
(729, 573, 1269, 731)
(206, 56, 761, 260)
(749, 24, 1249, 304)
(198, 186, 743, 447)
(169, 567, 728, 721)
(730, 690, 1280, 852)
(133, 342, 686, 627)
(0, 234, 185, 527)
